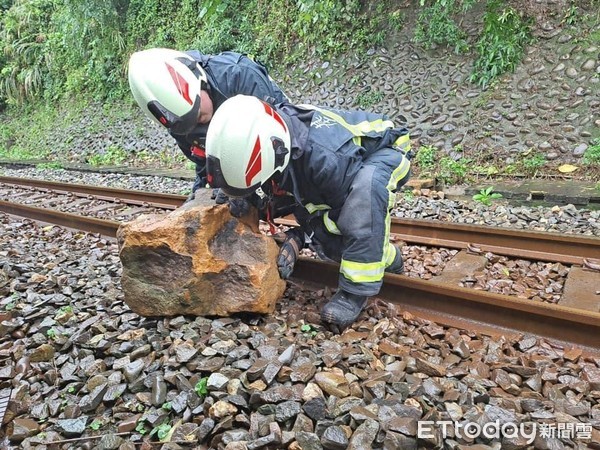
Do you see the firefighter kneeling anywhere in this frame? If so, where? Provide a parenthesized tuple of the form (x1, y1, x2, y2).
(205, 95, 411, 332)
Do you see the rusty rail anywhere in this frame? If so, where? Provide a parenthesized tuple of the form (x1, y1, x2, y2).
(3, 177, 599, 265)
(0, 175, 182, 209)
(390, 218, 599, 265)
(0, 200, 120, 236)
(292, 259, 600, 352)
(1, 180, 599, 352)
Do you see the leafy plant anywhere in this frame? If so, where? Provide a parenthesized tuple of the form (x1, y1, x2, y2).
(469, 0, 532, 88)
(520, 153, 545, 176)
(194, 377, 208, 397)
(57, 305, 73, 315)
(135, 421, 147, 435)
(438, 156, 471, 185)
(87, 145, 128, 166)
(161, 402, 172, 411)
(300, 323, 317, 337)
(473, 186, 503, 206)
(562, 1, 579, 25)
(403, 189, 415, 202)
(414, 145, 438, 174)
(150, 423, 172, 441)
(4, 299, 16, 311)
(46, 328, 57, 339)
(582, 139, 600, 166)
(414, 0, 474, 53)
(354, 90, 384, 109)
(0, 0, 54, 105)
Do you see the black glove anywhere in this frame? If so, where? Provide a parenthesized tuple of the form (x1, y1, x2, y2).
(212, 188, 229, 204)
(277, 228, 305, 279)
(228, 197, 251, 218)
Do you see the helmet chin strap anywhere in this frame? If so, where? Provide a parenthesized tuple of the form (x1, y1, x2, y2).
(255, 186, 267, 199)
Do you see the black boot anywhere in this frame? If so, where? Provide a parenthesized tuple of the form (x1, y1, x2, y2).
(321, 289, 368, 333)
(385, 247, 404, 274)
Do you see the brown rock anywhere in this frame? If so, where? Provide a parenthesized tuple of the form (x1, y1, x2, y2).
(118, 414, 142, 433)
(118, 189, 285, 316)
(29, 344, 55, 362)
(314, 371, 351, 398)
(581, 365, 600, 391)
(415, 357, 446, 377)
(9, 418, 40, 442)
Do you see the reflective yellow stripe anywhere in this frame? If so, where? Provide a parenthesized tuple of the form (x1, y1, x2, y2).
(303, 105, 395, 136)
(340, 259, 385, 283)
(387, 157, 411, 191)
(353, 136, 361, 146)
(323, 211, 341, 235)
(394, 134, 410, 147)
(305, 203, 331, 214)
(384, 240, 396, 266)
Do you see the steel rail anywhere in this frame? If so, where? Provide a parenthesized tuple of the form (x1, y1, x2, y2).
(276, 217, 600, 265)
(3, 177, 599, 264)
(0, 176, 183, 209)
(389, 218, 599, 265)
(0, 200, 120, 237)
(1, 201, 598, 353)
(292, 259, 600, 353)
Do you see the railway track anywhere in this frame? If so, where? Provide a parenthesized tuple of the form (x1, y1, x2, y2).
(2, 176, 599, 352)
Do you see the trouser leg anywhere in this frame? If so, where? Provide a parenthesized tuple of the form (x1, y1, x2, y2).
(335, 149, 410, 296)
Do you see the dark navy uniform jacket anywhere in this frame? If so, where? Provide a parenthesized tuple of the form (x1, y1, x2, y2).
(277, 104, 411, 217)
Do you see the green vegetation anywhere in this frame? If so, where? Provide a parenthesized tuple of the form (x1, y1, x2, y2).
(135, 420, 147, 435)
(0, 0, 395, 106)
(3, 301, 15, 311)
(438, 155, 471, 185)
(520, 152, 546, 176)
(300, 323, 318, 337)
(402, 189, 415, 202)
(354, 90, 385, 109)
(472, 186, 503, 206)
(469, 0, 532, 88)
(582, 139, 600, 166)
(194, 377, 208, 397)
(413, 145, 438, 175)
(87, 145, 129, 166)
(36, 162, 64, 170)
(412, 145, 472, 185)
(414, 0, 475, 53)
(89, 419, 103, 431)
(151, 423, 172, 441)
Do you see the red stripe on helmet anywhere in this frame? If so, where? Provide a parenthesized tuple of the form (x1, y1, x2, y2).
(263, 102, 287, 133)
(245, 136, 262, 186)
(165, 62, 193, 105)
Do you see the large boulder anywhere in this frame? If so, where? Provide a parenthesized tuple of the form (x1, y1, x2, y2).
(117, 189, 285, 317)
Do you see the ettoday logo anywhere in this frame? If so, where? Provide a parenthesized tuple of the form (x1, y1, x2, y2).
(417, 420, 592, 444)
(418, 420, 537, 444)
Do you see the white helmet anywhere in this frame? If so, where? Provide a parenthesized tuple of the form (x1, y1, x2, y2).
(206, 95, 291, 197)
(128, 48, 208, 134)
